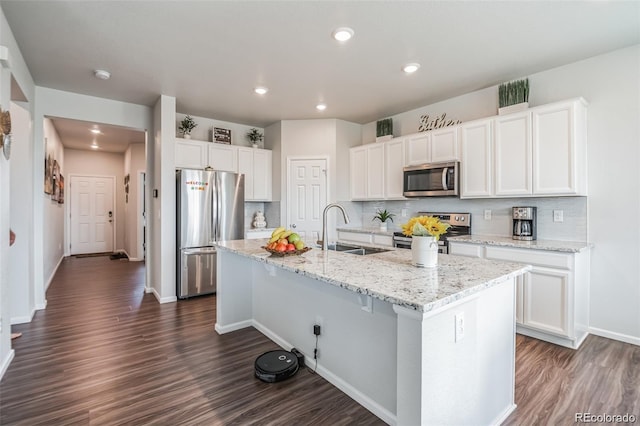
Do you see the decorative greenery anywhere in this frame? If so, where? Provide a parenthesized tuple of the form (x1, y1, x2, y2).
(247, 128, 264, 143)
(401, 215, 450, 240)
(372, 209, 395, 223)
(499, 78, 530, 108)
(376, 118, 393, 137)
(178, 115, 197, 135)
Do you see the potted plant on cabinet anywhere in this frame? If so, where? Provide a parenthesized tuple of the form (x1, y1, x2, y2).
(498, 78, 529, 115)
(372, 209, 395, 231)
(179, 115, 197, 139)
(247, 128, 263, 148)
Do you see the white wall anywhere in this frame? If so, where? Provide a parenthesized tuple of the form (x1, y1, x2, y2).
(124, 143, 145, 260)
(362, 45, 640, 343)
(0, 5, 36, 378)
(42, 118, 65, 289)
(9, 102, 33, 324)
(64, 148, 126, 253)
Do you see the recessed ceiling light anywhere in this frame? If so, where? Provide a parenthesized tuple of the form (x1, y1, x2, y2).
(402, 63, 421, 74)
(94, 69, 111, 80)
(332, 27, 354, 42)
(316, 103, 327, 111)
(90, 129, 101, 134)
(254, 86, 268, 95)
(91, 143, 99, 149)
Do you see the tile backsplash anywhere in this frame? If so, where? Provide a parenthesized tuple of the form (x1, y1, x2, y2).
(361, 197, 587, 242)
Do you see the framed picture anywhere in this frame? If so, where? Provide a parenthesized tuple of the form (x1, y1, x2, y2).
(51, 160, 60, 202)
(44, 138, 53, 194)
(58, 175, 64, 204)
(214, 127, 231, 144)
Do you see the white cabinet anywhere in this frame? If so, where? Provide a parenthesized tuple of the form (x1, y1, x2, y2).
(405, 133, 430, 165)
(405, 128, 459, 166)
(175, 138, 208, 169)
(449, 241, 590, 349)
(238, 147, 272, 201)
(494, 111, 532, 196)
(384, 138, 406, 199)
(460, 119, 493, 198)
(532, 99, 587, 196)
(349, 143, 385, 200)
(208, 143, 237, 172)
(460, 98, 588, 199)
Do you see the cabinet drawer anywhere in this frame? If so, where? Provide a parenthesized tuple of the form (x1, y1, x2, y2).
(372, 234, 393, 247)
(485, 246, 572, 270)
(338, 231, 372, 244)
(449, 243, 483, 258)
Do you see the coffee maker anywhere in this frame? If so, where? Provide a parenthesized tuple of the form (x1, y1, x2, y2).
(512, 207, 537, 241)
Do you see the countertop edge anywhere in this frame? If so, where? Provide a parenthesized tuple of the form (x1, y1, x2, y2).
(448, 235, 592, 253)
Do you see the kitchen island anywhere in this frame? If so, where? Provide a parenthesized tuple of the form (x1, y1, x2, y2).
(215, 239, 530, 426)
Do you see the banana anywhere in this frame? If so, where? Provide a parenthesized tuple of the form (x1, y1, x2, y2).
(271, 227, 285, 238)
(279, 230, 294, 240)
(269, 228, 286, 243)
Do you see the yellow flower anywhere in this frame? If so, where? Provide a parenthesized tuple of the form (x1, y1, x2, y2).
(401, 215, 451, 240)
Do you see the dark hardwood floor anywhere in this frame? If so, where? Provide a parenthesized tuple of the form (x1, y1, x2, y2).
(2, 256, 638, 425)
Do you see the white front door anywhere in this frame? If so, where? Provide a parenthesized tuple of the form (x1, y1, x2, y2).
(70, 176, 115, 255)
(287, 158, 327, 243)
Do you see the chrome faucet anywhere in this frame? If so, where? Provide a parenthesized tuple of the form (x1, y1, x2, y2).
(318, 203, 350, 250)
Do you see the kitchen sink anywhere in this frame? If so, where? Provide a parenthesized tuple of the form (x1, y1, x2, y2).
(323, 242, 391, 256)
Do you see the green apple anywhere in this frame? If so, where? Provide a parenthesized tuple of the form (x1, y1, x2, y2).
(287, 233, 300, 243)
(294, 240, 305, 250)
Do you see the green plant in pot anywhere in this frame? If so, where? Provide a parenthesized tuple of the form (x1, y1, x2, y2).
(179, 115, 197, 139)
(373, 209, 395, 231)
(247, 128, 263, 148)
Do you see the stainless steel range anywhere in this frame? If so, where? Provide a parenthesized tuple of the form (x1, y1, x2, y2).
(393, 212, 471, 254)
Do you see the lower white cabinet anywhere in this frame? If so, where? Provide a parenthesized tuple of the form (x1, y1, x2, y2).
(449, 241, 590, 349)
(337, 231, 394, 248)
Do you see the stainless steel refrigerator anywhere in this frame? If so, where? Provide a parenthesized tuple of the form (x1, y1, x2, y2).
(176, 168, 244, 298)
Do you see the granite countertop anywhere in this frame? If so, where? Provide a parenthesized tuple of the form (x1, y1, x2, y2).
(215, 239, 530, 313)
(448, 235, 592, 253)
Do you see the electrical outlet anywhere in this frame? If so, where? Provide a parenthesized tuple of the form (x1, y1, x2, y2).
(484, 210, 492, 220)
(401, 208, 407, 217)
(454, 312, 465, 342)
(553, 210, 564, 223)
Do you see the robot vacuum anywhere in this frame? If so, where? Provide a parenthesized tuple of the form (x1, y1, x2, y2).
(254, 349, 303, 383)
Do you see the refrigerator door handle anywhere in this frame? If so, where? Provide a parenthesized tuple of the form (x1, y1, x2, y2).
(216, 173, 222, 241)
(212, 173, 218, 244)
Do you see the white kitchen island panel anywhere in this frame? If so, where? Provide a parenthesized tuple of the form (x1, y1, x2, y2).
(215, 240, 528, 425)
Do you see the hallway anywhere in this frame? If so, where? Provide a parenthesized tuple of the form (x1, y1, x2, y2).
(0, 256, 381, 425)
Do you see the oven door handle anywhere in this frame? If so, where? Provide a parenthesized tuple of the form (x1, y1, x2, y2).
(441, 167, 449, 191)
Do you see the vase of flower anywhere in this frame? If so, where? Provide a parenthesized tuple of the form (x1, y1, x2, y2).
(411, 235, 438, 268)
(401, 215, 451, 268)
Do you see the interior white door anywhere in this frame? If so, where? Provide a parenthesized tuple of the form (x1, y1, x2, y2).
(70, 176, 115, 254)
(287, 159, 327, 243)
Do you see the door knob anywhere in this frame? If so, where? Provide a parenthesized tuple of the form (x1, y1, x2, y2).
(291, 224, 297, 228)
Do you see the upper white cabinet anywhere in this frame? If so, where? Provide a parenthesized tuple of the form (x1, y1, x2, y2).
(460, 119, 493, 198)
(384, 137, 406, 199)
(350, 143, 385, 200)
(460, 98, 588, 199)
(532, 99, 587, 196)
(494, 111, 532, 196)
(406, 128, 459, 166)
(175, 138, 208, 169)
(208, 143, 237, 172)
(238, 147, 272, 201)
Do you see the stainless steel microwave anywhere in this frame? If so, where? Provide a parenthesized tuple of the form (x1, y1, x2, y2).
(403, 161, 459, 197)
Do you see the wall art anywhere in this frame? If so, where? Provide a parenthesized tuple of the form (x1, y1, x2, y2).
(418, 113, 461, 132)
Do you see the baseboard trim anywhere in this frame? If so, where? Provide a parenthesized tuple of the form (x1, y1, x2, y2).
(45, 255, 65, 291)
(492, 403, 517, 426)
(144, 286, 153, 294)
(10, 315, 31, 325)
(215, 320, 253, 335)
(0, 349, 15, 381)
(252, 319, 397, 426)
(516, 326, 585, 349)
(151, 288, 177, 304)
(589, 327, 640, 346)
(35, 300, 47, 311)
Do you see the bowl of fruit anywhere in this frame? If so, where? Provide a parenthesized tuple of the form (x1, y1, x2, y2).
(263, 227, 311, 257)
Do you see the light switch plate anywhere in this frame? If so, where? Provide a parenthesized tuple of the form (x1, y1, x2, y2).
(553, 210, 564, 222)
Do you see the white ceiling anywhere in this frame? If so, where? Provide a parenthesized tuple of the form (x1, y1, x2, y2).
(48, 117, 145, 154)
(2, 1, 639, 151)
